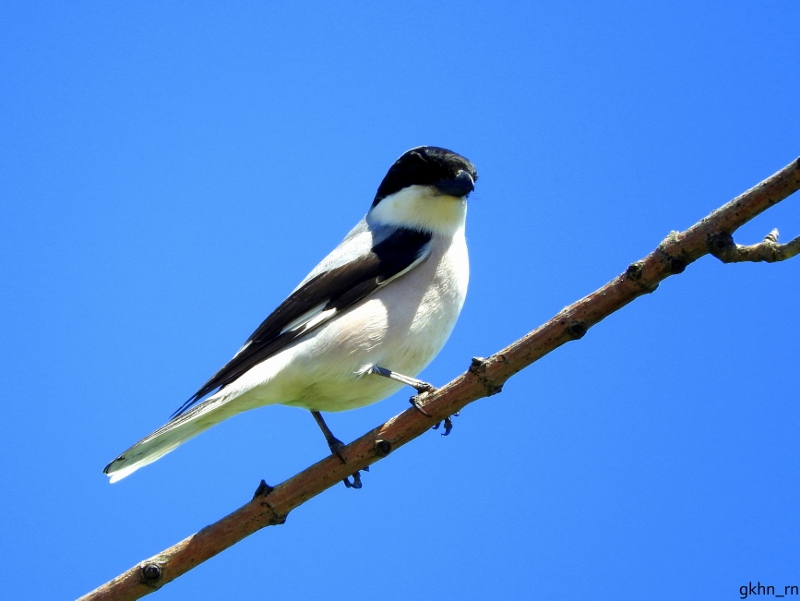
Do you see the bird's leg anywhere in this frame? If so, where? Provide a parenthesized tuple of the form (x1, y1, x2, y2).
(310, 410, 366, 489)
(367, 365, 437, 395)
(311, 410, 346, 460)
(367, 365, 455, 433)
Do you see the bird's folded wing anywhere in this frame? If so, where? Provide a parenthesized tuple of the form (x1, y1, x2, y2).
(171, 227, 432, 417)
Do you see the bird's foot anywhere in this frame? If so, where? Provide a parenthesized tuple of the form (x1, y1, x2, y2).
(432, 412, 459, 436)
(409, 395, 432, 417)
(325, 435, 347, 464)
(366, 365, 439, 416)
(343, 466, 369, 489)
(311, 411, 367, 490)
(325, 436, 369, 489)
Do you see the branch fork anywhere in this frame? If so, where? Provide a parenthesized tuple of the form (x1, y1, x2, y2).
(709, 228, 800, 263)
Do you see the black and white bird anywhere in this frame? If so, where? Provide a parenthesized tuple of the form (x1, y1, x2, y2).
(104, 146, 477, 485)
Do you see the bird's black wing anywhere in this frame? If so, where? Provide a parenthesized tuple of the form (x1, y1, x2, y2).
(171, 227, 432, 417)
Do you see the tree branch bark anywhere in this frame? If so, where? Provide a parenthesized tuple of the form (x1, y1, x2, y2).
(79, 157, 800, 601)
(709, 228, 800, 263)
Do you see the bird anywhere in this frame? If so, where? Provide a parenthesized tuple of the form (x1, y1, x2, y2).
(104, 146, 477, 487)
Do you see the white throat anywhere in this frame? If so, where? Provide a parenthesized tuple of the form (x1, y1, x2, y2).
(368, 185, 468, 236)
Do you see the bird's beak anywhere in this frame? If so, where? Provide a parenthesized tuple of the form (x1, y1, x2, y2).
(433, 170, 475, 198)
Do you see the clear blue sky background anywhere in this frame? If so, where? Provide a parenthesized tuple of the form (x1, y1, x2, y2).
(2, 3, 798, 600)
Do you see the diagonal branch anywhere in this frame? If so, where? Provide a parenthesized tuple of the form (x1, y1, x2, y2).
(78, 157, 800, 601)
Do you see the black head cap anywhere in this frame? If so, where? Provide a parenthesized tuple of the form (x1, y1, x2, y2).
(372, 146, 478, 207)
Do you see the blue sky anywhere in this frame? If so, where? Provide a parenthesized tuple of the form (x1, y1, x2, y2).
(2, 2, 799, 600)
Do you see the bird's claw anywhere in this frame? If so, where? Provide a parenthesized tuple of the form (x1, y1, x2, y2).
(409, 395, 432, 417)
(344, 473, 361, 488)
(432, 412, 459, 436)
(409, 381, 438, 416)
(343, 465, 369, 489)
(327, 438, 369, 489)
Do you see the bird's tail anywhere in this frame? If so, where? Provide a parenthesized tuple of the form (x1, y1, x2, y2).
(103, 395, 238, 483)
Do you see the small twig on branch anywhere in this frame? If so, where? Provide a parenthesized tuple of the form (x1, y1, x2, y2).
(78, 157, 800, 601)
(709, 228, 800, 263)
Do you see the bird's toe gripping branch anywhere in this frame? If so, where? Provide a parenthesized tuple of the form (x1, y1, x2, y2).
(311, 410, 369, 489)
(431, 413, 457, 436)
(367, 364, 458, 434)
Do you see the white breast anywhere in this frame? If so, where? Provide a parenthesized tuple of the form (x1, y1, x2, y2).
(211, 187, 471, 414)
(213, 225, 469, 414)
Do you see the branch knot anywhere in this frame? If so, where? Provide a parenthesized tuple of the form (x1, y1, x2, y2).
(565, 321, 587, 339)
(469, 357, 504, 396)
(138, 562, 163, 588)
